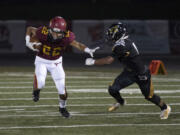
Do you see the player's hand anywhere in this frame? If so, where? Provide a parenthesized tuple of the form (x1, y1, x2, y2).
(32, 42, 42, 50)
(84, 47, 100, 57)
(25, 35, 41, 52)
(85, 58, 95, 66)
(26, 42, 41, 52)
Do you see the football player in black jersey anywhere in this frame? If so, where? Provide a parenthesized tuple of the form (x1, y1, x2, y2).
(85, 22, 171, 119)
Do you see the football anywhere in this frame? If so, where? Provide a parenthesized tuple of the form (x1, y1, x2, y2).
(30, 35, 39, 42)
(30, 36, 42, 50)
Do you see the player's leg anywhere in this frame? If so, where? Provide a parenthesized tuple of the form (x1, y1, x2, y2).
(50, 62, 70, 118)
(108, 70, 135, 111)
(33, 63, 47, 102)
(137, 69, 171, 119)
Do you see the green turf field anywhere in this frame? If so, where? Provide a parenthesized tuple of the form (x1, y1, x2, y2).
(0, 66, 180, 135)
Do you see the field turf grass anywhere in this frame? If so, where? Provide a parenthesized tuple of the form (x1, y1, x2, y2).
(0, 66, 180, 135)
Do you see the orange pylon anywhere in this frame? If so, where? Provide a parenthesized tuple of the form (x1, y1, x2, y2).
(149, 60, 167, 75)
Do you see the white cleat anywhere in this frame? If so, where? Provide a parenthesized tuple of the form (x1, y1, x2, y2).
(108, 101, 126, 112)
(160, 105, 171, 119)
(108, 103, 120, 112)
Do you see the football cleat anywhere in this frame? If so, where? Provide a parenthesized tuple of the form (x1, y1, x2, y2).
(108, 100, 126, 112)
(32, 89, 40, 102)
(59, 107, 70, 118)
(108, 103, 120, 112)
(160, 105, 171, 119)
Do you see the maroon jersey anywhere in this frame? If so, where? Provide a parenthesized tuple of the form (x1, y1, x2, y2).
(36, 26, 75, 60)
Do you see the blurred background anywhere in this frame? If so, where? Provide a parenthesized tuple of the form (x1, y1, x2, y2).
(0, 0, 180, 70)
(0, 1, 180, 133)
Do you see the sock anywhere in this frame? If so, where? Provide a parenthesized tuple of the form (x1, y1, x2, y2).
(116, 97, 125, 105)
(147, 94, 167, 111)
(159, 101, 167, 110)
(59, 99, 66, 108)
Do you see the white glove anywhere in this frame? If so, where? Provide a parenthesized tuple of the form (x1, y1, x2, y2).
(26, 42, 41, 52)
(84, 47, 100, 57)
(25, 35, 41, 52)
(85, 58, 95, 66)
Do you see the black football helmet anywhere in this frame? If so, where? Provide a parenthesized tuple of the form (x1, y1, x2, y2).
(106, 22, 127, 42)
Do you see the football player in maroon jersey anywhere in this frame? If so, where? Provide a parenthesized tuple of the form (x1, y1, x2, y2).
(25, 16, 99, 118)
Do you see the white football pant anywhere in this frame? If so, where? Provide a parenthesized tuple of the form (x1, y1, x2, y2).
(34, 56, 65, 95)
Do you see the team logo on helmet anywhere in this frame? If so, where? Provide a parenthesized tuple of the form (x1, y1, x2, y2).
(106, 22, 127, 42)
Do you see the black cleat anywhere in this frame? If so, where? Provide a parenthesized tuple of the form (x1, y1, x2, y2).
(32, 89, 40, 102)
(59, 107, 70, 118)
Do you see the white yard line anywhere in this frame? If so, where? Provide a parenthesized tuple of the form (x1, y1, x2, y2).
(0, 109, 24, 112)
(0, 112, 179, 118)
(0, 86, 55, 89)
(0, 95, 180, 101)
(0, 75, 114, 79)
(0, 83, 180, 89)
(0, 103, 179, 109)
(0, 123, 180, 130)
(0, 72, 180, 81)
(1, 81, 180, 87)
(0, 78, 180, 83)
(152, 78, 180, 82)
(0, 86, 109, 89)
(0, 80, 111, 84)
(0, 89, 180, 94)
(0, 82, 33, 84)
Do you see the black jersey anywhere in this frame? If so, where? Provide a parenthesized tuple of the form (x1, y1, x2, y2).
(111, 37, 146, 74)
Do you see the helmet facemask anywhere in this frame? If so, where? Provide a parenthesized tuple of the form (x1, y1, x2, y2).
(49, 28, 66, 40)
(48, 16, 67, 42)
(106, 23, 127, 43)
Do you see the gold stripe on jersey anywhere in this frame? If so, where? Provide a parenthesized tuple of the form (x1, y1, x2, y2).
(65, 31, 70, 37)
(148, 79, 154, 98)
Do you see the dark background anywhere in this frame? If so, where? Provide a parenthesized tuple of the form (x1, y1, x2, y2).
(0, 0, 180, 69)
(0, 0, 180, 20)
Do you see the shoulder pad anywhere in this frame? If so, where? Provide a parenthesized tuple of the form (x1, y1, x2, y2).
(36, 26, 48, 41)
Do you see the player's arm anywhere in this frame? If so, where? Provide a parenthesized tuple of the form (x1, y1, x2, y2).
(70, 40, 86, 51)
(25, 27, 41, 51)
(70, 40, 99, 57)
(85, 56, 114, 66)
(26, 26, 37, 37)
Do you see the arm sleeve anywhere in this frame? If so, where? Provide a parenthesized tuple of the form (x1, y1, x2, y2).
(111, 45, 127, 58)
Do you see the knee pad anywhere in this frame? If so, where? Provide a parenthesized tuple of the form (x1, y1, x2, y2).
(34, 75, 45, 89)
